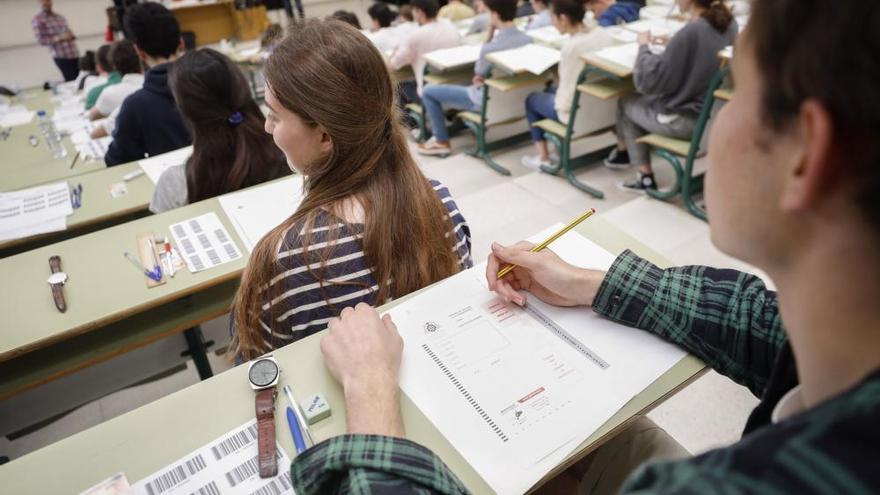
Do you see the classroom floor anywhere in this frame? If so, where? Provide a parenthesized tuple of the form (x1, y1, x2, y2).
(1, 131, 766, 465)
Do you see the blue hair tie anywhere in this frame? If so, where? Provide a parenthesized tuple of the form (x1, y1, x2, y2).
(228, 111, 244, 127)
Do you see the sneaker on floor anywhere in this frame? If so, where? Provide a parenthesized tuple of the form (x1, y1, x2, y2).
(521, 154, 552, 170)
(618, 172, 657, 193)
(416, 138, 452, 157)
(604, 148, 631, 170)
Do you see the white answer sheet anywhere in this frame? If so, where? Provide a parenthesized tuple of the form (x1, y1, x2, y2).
(217, 176, 306, 252)
(425, 44, 482, 70)
(139, 146, 194, 184)
(488, 44, 561, 75)
(169, 212, 242, 273)
(386, 224, 686, 494)
(0, 181, 72, 240)
(130, 419, 294, 495)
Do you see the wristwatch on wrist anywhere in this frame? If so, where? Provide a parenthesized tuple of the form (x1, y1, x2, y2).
(248, 355, 280, 478)
(47, 255, 68, 313)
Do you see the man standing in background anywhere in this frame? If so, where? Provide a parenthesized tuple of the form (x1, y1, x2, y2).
(32, 0, 80, 81)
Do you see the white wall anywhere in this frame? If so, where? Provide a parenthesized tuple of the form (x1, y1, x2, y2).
(0, 0, 109, 48)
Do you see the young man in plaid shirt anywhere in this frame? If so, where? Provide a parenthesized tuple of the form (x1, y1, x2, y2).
(32, 0, 79, 82)
(299, 0, 880, 493)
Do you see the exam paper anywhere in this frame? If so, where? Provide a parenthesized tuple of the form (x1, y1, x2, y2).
(0, 110, 35, 127)
(605, 26, 638, 44)
(169, 212, 242, 273)
(425, 44, 482, 70)
(130, 419, 294, 495)
(488, 44, 560, 75)
(75, 136, 113, 161)
(139, 146, 194, 184)
(0, 182, 72, 240)
(592, 42, 640, 69)
(386, 225, 686, 494)
(217, 176, 306, 252)
(622, 18, 686, 38)
(527, 25, 569, 45)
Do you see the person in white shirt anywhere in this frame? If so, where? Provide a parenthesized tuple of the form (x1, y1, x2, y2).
(525, 0, 552, 30)
(367, 3, 404, 53)
(89, 40, 143, 137)
(88, 40, 141, 120)
(388, 0, 462, 102)
(521, 0, 614, 169)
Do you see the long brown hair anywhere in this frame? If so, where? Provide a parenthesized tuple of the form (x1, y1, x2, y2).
(230, 19, 462, 360)
(169, 48, 289, 204)
(695, 0, 734, 32)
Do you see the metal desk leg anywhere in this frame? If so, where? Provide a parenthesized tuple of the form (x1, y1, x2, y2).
(182, 326, 214, 380)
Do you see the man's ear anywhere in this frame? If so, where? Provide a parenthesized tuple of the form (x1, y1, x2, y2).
(779, 99, 836, 213)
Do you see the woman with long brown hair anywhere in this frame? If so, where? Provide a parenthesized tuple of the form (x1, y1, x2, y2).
(230, 19, 472, 361)
(149, 48, 289, 213)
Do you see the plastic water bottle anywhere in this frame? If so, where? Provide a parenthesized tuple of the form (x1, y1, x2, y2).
(36, 110, 67, 159)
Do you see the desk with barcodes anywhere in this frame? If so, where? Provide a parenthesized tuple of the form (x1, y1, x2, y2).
(0, 215, 707, 494)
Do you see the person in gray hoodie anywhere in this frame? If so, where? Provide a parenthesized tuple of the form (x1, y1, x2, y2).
(606, 0, 737, 192)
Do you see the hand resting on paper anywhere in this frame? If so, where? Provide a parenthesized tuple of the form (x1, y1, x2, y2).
(321, 303, 406, 438)
(486, 241, 605, 308)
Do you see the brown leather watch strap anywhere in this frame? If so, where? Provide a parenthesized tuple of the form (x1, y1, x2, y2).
(48, 256, 66, 313)
(255, 387, 277, 478)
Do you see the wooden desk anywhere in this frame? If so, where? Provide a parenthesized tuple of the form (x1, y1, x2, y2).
(1, 90, 103, 192)
(170, 0, 270, 46)
(0, 217, 704, 493)
(0, 215, 705, 494)
(0, 162, 155, 257)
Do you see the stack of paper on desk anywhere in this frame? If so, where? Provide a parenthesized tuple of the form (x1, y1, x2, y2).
(0, 104, 35, 127)
(138, 146, 194, 184)
(218, 176, 306, 252)
(591, 42, 641, 69)
(0, 182, 72, 241)
(425, 44, 482, 70)
(74, 136, 113, 161)
(527, 25, 569, 45)
(386, 224, 686, 494)
(606, 26, 639, 44)
(622, 18, 686, 38)
(488, 44, 561, 75)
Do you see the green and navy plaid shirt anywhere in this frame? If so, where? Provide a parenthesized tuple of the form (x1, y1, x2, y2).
(290, 250, 880, 494)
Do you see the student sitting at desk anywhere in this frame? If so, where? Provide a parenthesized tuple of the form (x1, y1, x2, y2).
(466, 0, 491, 34)
(608, 0, 736, 192)
(149, 49, 289, 214)
(87, 41, 142, 123)
(104, 2, 190, 166)
(525, 0, 551, 29)
(366, 2, 402, 53)
(417, 0, 531, 157)
(84, 44, 119, 110)
(439, 0, 476, 22)
(388, 0, 461, 103)
(585, 0, 640, 26)
(229, 19, 472, 360)
(521, 0, 613, 169)
(290, 2, 880, 493)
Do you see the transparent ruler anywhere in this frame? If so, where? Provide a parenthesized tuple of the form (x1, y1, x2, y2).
(523, 302, 610, 370)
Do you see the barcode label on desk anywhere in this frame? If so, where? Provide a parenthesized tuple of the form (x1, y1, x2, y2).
(225, 456, 259, 487)
(131, 420, 293, 495)
(248, 474, 291, 495)
(211, 424, 258, 460)
(169, 213, 242, 274)
(143, 453, 207, 495)
(190, 481, 221, 495)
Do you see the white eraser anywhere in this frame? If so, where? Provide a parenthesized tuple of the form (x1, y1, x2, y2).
(302, 393, 331, 425)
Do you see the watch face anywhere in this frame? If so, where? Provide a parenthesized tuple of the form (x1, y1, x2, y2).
(249, 359, 279, 388)
(47, 272, 68, 285)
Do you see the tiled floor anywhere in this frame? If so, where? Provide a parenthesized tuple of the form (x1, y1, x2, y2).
(2, 128, 764, 463)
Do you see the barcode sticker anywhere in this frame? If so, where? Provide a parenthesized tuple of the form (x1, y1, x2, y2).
(211, 424, 258, 460)
(189, 481, 221, 495)
(224, 456, 259, 487)
(248, 474, 291, 495)
(169, 213, 242, 274)
(143, 453, 207, 495)
(131, 420, 293, 495)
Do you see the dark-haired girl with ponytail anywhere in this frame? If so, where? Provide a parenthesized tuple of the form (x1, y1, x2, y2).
(608, 0, 737, 193)
(149, 48, 290, 213)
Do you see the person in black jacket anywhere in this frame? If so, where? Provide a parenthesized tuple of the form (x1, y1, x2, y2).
(105, 2, 190, 166)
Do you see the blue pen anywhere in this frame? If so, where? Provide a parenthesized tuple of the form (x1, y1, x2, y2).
(286, 406, 307, 454)
(124, 252, 162, 282)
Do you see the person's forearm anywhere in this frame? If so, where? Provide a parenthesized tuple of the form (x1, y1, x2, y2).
(344, 373, 405, 438)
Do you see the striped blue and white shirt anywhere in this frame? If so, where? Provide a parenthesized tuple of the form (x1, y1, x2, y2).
(258, 180, 472, 349)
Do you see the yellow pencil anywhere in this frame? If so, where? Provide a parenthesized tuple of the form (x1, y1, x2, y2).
(496, 208, 598, 280)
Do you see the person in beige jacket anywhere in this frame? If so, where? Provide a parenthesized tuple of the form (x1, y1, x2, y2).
(521, 0, 613, 169)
